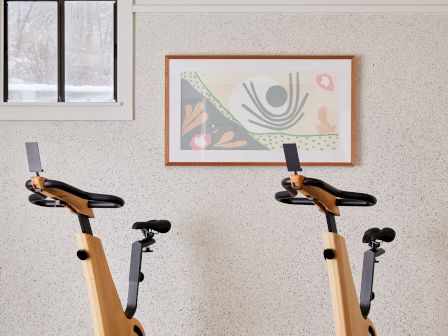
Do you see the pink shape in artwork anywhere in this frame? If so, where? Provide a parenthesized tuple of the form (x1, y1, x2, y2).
(190, 133, 212, 150)
(316, 74, 334, 91)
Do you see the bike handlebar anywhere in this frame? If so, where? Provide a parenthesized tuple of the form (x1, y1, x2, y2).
(28, 193, 66, 207)
(25, 179, 124, 209)
(275, 177, 377, 207)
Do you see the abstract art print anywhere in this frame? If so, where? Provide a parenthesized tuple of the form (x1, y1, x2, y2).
(165, 56, 355, 166)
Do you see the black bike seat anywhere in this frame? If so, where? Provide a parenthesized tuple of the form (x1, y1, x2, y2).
(132, 220, 171, 233)
(362, 227, 396, 243)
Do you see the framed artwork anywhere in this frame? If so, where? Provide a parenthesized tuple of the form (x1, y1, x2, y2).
(165, 55, 355, 166)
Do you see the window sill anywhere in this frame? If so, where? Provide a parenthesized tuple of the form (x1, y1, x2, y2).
(0, 101, 133, 120)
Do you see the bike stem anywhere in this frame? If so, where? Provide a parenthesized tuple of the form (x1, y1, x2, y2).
(124, 235, 155, 319)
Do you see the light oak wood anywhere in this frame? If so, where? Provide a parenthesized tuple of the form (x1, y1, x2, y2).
(76, 233, 146, 336)
(291, 174, 340, 215)
(165, 55, 355, 166)
(31, 176, 95, 218)
(323, 232, 377, 336)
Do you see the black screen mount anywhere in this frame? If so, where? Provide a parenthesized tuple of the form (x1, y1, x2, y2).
(25, 142, 43, 176)
(283, 143, 302, 173)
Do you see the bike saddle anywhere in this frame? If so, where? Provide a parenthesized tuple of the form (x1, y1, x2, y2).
(275, 144, 377, 215)
(132, 220, 171, 233)
(362, 227, 396, 243)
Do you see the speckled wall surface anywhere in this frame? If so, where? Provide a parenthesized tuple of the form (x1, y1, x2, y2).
(1, 13, 447, 336)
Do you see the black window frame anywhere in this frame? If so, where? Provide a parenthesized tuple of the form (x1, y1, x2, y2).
(3, 0, 117, 103)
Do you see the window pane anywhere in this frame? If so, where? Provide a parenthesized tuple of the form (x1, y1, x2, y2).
(65, 1, 115, 102)
(7, 2, 58, 102)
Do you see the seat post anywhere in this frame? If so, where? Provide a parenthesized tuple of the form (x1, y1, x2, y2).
(78, 214, 93, 235)
(325, 211, 338, 233)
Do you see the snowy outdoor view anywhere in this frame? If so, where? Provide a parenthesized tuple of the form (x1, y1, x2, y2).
(6, 1, 115, 102)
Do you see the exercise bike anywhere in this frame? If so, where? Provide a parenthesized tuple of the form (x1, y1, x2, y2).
(24, 142, 171, 336)
(275, 144, 395, 336)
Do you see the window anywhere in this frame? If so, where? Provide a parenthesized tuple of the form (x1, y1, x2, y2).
(0, 0, 133, 120)
(6, 2, 59, 102)
(4, 0, 115, 102)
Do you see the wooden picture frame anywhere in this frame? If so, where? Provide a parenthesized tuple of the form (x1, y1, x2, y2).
(165, 55, 355, 166)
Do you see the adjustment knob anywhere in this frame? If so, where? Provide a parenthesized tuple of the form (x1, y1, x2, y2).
(77, 250, 88, 261)
(139, 272, 144, 282)
(323, 249, 335, 260)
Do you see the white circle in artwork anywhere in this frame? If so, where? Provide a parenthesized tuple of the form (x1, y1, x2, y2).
(229, 76, 287, 133)
(320, 75, 331, 87)
(194, 136, 208, 148)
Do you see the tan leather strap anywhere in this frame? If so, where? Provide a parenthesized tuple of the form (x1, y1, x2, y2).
(291, 174, 340, 216)
(31, 176, 95, 218)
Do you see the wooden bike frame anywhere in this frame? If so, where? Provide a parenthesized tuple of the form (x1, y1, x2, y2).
(323, 232, 376, 336)
(30, 177, 147, 336)
(276, 145, 391, 336)
(289, 173, 378, 336)
(77, 233, 146, 336)
(25, 144, 150, 336)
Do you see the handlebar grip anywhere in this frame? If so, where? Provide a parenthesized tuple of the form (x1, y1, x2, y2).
(28, 193, 121, 209)
(275, 191, 314, 205)
(87, 201, 124, 209)
(336, 199, 376, 207)
(28, 193, 65, 208)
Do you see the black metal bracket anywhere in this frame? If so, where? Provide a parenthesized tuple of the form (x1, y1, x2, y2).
(124, 233, 155, 319)
(3, 1, 8, 102)
(78, 214, 93, 235)
(325, 211, 338, 233)
(359, 246, 385, 317)
(57, 0, 65, 102)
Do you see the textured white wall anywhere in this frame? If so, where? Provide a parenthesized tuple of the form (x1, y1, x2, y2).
(1, 13, 448, 336)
